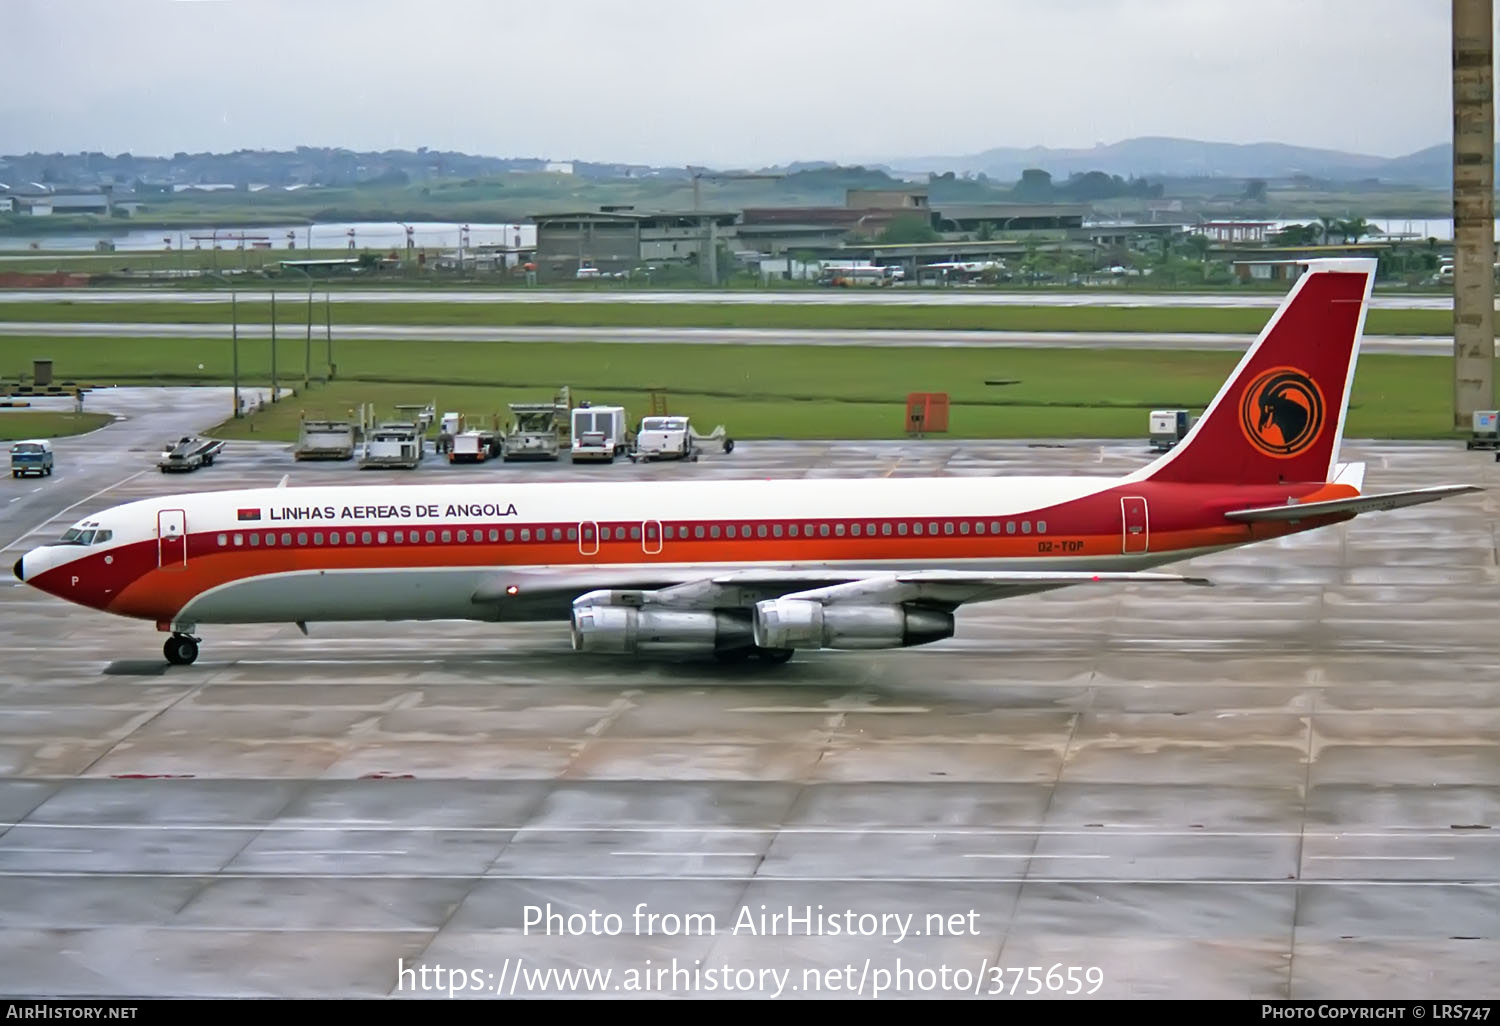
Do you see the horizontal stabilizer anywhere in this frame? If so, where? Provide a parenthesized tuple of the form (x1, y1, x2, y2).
(1223, 484, 1482, 522)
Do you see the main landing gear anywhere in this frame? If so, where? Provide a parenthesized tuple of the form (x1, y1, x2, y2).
(164, 633, 200, 666)
(714, 645, 794, 666)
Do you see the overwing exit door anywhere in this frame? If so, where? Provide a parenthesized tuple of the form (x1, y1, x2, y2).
(578, 521, 599, 556)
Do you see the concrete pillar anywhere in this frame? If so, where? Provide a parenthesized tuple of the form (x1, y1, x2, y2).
(1452, 0, 1495, 428)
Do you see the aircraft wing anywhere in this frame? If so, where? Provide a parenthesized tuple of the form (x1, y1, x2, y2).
(475, 566, 1210, 616)
(768, 569, 1211, 609)
(1223, 484, 1482, 523)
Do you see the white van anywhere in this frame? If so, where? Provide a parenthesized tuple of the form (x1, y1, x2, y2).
(570, 405, 629, 463)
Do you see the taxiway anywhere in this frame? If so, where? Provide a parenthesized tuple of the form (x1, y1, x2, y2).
(0, 390, 1496, 998)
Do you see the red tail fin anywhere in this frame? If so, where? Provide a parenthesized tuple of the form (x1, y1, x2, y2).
(1134, 258, 1375, 486)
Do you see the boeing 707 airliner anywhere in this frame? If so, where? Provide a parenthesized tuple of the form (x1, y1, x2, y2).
(14, 258, 1481, 666)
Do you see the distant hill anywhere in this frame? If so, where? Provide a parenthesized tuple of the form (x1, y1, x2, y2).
(880, 137, 1467, 186)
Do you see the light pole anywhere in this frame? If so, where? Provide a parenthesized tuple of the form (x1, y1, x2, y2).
(231, 290, 240, 418)
(325, 292, 333, 379)
(270, 291, 277, 402)
(304, 275, 313, 390)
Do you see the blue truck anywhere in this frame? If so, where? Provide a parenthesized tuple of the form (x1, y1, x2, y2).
(9, 439, 54, 478)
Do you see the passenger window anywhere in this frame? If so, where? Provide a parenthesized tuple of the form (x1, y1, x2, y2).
(726, 526, 737, 538)
(425, 530, 436, 543)
(695, 525, 705, 539)
(457, 530, 467, 543)
(280, 533, 291, 546)
(565, 527, 575, 541)
(1006, 522, 1016, 534)
(849, 524, 859, 536)
(505, 529, 515, 542)
(975, 522, 986, 535)
(897, 523, 907, 536)
(819, 524, 830, 537)
(1021, 521, 1031, 534)
(249, 534, 260, 546)
(710, 526, 720, 538)
(834, 524, 845, 536)
(233, 533, 244, 546)
(788, 525, 798, 537)
(929, 522, 939, 535)
(489, 529, 499, 542)
(771, 525, 781, 538)
(378, 531, 388, 544)
(881, 523, 891, 536)
(313, 532, 323, 545)
(328, 532, 338, 545)
(1037, 521, 1047, 533)
(912, 522, 923, 536)
(959, 522, 970, 535)
(361, 532, 372, 544)
(740, 524, 750, 537)
(865, 523, 875, 535)
(217, 534, 227, 547)
(663, 526, 674, 540)
(990, 521, 1001, 534)
(297, 532, 308, 546)
(265, 533, 276, 546)
(392, 531, 402, 543)
(521, 529, 531, 541)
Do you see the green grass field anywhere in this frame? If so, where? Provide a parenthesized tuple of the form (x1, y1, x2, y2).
(0, 410, 114, 441)
(1, 335, 1483, 442)
(0, 299, 1460, 336)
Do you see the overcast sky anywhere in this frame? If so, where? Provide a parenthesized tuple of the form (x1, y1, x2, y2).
(0, 0, 1472, 165)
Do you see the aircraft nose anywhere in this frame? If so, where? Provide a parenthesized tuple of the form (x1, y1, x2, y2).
(13, 556, 23, 582)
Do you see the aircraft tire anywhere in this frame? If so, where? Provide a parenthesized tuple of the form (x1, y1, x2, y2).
(752, 646, 794, 664)
(165, 636, 199, 666)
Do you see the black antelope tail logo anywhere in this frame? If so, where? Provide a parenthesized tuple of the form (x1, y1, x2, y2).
(1238, 367, 1326, 458)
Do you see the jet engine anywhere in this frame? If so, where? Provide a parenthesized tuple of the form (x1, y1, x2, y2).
(570, 604, 753, 654)
(751, 599, 954, 650)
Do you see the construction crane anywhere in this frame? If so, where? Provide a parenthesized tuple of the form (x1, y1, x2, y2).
(686, 167, 784, 284)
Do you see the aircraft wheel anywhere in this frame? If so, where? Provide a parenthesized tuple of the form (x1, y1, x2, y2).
(164, 635, 199, 666)
(751, 646, 794, 664)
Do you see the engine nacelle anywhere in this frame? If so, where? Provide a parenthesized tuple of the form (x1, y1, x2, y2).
(751, 600, 954, 650)
(570, 604, 752, 654)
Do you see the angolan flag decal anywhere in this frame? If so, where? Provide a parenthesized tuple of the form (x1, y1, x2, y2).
(237, 508, 261, 521)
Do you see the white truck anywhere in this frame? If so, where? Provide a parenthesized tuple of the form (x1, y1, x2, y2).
(570, 405, 630, 463)
(503, 403, 564, 461)
(449, 429, 500, 463)
(631, 416, 734, 462)
(359, 423, 424, 469)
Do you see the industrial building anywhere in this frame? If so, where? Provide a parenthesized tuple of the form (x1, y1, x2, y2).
(529, 207, 738, 279)
(527, 188, 1114, 282)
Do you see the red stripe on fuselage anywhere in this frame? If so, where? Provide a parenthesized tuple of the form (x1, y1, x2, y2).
(25, 480, 1356, 622)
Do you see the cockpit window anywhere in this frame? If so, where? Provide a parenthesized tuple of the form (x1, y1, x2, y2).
(57, 527, 111, 546)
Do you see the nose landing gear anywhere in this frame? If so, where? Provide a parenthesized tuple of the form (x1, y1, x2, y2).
(164, 633, 200, 666)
